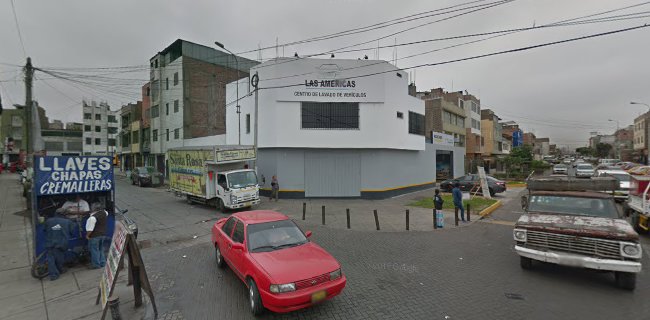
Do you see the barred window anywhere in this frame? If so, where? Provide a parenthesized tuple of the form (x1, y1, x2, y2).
(301, 102, 359, 130)
(408, 111, 425, 136)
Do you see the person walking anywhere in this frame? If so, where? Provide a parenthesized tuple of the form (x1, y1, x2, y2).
(44, 211, 75, 280)
(270, 175, 279, 201)
(451, 183, 466, 222)
(433, 189, 445, 228)
(86, 203, 109, 269)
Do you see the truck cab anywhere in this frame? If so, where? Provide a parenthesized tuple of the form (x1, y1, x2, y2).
(214, 169, 260, 210)
(515, 177, 642, 290)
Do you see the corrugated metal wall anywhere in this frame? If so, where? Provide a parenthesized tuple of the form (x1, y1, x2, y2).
(305, 152, 361, 197)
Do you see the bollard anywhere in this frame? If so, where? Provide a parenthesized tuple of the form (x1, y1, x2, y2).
(346, 209, 351, 229)
(406, 209, 410, 231)
(467, 203, 471, 222)
(432, 208, 437, 229)
(108, 296, 122, 320)
(454, 207, 459, 226)
(322, 206, 326, 225)
(302, 202, 306, 220)
(374, 210, 380, 230)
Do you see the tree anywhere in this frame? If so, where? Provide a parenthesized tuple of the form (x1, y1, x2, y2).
(595, 143, 613, 158)
(504, 145, 533, 178)
(575, 147, 595, 157)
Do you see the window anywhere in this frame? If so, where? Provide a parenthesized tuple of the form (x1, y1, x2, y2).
(108, 138, 116, 147)
(232, 220, 245, 243)
(108, 115, 117, 123)
(217, 174, 227, 189)
(443, 111, 452, 124)
(457, 134, 465, 147)
(153, 129, 158, 142)
(459, 100, 464, 109)
(154, 59, 158, 68)
(132, 131, 139, 143)
(84, 125, 91, 131)
(84, 113, 92, 120)
(397, 111, 403, 119)
(408, 111, 425, 136)
(45, 141, 64, 151)
(222, 217, 236, 238)
(166, 103, 169, 116)
(301, 102, 359, 129)
(166, 129, 169, 141)
(108, 127, 118, 134)
(95, 138, 101, 145)
(151, 105, 159, 118)
(146, 87, 150, 96)
(166, 78, 169, 90)
(246, 114, 251, 134)
(95, 114, 101, 121)
(174, 100, 179, 113)
(174, 128, 179, 139)
(95, 126, 101, 132)
(174, 72, 178, 86)
(85, 138, 92, 145)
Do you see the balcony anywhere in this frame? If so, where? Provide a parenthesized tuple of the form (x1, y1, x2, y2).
(142, 141, 151, 153)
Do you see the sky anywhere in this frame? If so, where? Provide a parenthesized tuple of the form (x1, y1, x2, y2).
(1, 0, 649, 148)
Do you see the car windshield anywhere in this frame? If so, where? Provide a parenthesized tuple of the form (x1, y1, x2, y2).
(227, 171, 258, 189)
(576, 164, 593, 170)
(527, 195, 618, 218)
(136, 167, 149, 174)
(554, 165, 566, 169)
(247, 220, 308, 253)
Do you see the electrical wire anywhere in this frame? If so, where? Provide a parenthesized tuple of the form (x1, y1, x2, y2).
(9, 0, 27, 58)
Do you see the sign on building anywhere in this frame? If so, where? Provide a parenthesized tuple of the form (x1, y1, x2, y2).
(432, 131, 455, 146)
(215, 148, 256, 163)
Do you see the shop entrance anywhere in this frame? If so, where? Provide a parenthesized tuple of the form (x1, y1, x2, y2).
(436, 150, 454, 180)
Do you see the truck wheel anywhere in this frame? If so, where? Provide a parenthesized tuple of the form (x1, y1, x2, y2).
(186, 195, 193, 205)
(615, 272, 636, 290)
(520, 256, 533, 270)
(218, 199, 226, 213)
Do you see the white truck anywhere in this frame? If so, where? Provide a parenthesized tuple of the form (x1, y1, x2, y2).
(625, 174, 650, 234)
(167, 146, 260, 211)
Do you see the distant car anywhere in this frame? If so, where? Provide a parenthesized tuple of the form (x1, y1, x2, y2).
(572, 159, 585, 168)
(595, 169, 631, 202)
(575, 163, 595, 178)
(563, 159, 572, 165)
(130, 166, 163, 187)
(439, 174, 506, 196)
(552, 164, 568, 175)
(211, 211, 346, 315)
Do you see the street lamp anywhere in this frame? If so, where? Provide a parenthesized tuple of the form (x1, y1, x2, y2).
(215, 41, 241, 145)
(630, 101, 650, 110)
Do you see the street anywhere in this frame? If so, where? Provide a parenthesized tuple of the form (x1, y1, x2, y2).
(115, 177, 650, 320)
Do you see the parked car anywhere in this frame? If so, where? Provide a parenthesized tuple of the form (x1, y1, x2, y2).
(439, 174, 506, 196)
(594, 169, 631, 202)
(211, 211, 346, 315)
(628, 165, 650, 176)
(572, 159, 585, 168)
(622, 163, 642, 171)
(563, 159, 572, 165)
(575, 163, 595, 178)
(130, 166, 163, 187)
(552, 164, 568, 175)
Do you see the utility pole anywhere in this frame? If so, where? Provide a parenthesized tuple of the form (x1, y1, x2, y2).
(24, 57, 34, 158)
(252, 72, 259, 169)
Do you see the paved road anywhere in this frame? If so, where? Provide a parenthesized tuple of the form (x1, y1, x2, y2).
(115, 178, 650, 320)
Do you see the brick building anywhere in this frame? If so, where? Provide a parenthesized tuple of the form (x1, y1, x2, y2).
(417, 88, 467, 148)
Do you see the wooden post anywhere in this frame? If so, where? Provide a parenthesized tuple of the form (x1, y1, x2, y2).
(321, 206, 325, 225)
(302, 202, 306, 220)
(454, 207, 459, 226)
(346, 209, 350, 229)
(374, 210, 380, 230)
(406, 209, 409, 231)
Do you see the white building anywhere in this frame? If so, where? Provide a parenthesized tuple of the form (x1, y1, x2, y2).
(82, 100, 120, 155)
(226, 58, 464, 198)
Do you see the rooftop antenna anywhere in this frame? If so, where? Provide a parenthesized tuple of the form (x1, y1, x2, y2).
(275, 37, 279, 59)
(257, 42, 262, 62)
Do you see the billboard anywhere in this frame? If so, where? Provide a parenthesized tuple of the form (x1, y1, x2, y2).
(168, 149, 212, 196)
(34, 156, 114, 196)
(512, 130, 523, 147)
(432, 131, 455, 146)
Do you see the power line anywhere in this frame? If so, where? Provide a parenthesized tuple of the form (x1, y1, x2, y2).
(9, 0, 27, 58)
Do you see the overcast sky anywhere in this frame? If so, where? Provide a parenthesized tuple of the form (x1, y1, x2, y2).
(1, 0, 649, 148)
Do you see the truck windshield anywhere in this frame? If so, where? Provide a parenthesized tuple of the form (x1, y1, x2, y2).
(527, 195, 618, 218)
(227, 171, 258, 189)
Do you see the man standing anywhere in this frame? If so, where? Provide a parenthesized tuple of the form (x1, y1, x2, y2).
(451, 183, 466, 222)
(62, 194, 90, 215)
(86, 203, 109, 269)
(270, 175, 279, 202)
(44, 211, 74, 280)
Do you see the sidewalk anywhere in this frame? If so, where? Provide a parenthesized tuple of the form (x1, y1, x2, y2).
(0, 173, 144, 320)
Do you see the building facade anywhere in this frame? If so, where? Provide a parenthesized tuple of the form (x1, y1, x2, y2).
(42, 122, 83, 156)
(463, 93, 482, 173)
(119, 102, 143, 170)
(481, 109, 506, 172)
(418, 88, 467, 148)
(226, 58, 464, 198)
(148, 39, 258, 174)
(82, 100, 120, 155)
(633, 113, 649, 163)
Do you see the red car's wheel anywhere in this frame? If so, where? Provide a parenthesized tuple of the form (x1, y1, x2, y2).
(248, 279, 264, 316)
(215, 244, 225, 269)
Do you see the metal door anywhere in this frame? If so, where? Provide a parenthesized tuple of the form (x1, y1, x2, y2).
(305, 152, 361, 197)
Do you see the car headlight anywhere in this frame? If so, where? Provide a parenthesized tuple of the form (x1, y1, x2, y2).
(230, 195, 237, 203)
(330, 269, 342, 280)
(513, 229, 527, 242)
(620, 243, 642, 258)
(270, 283, 296, 293)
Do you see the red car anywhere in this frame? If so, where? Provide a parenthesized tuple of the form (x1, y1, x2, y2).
(211, 211, 346, 315)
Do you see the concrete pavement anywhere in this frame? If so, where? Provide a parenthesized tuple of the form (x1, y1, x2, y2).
(0, 173, 145, 320)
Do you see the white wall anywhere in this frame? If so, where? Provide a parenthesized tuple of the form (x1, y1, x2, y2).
(226, 58, 425, 150)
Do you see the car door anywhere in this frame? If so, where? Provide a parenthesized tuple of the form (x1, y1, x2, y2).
(229, 220, 247, 280)
(459, 175, 474, 190)
(219, 217, 237, 265)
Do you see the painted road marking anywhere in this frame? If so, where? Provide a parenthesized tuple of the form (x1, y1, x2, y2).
(480, 220, 516, 226)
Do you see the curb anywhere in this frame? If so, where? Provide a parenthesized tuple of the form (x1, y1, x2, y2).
(479, 200, 502, 218)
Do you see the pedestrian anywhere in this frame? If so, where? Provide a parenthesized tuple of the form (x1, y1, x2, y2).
(86, 203, 109, 269)
(44, 210, 75, 280)
(434, 189, 445, 228)
(452, 183, 466, 222)
(61, 194, 90, 216)
(270, 175, 279, 201)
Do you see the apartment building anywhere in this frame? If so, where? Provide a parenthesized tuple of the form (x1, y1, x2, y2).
(463, 93, 482, 172)
(418, 88, 467, 147)
(82, 100, 120, 155)
(633, 112, 649, 164)
(119, 102, 143, 170)
(481, 109, 506, 172)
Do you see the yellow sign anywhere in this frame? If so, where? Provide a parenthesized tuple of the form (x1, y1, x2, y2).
(168, 150, 213, 196)
(215, 148, 256, 163)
